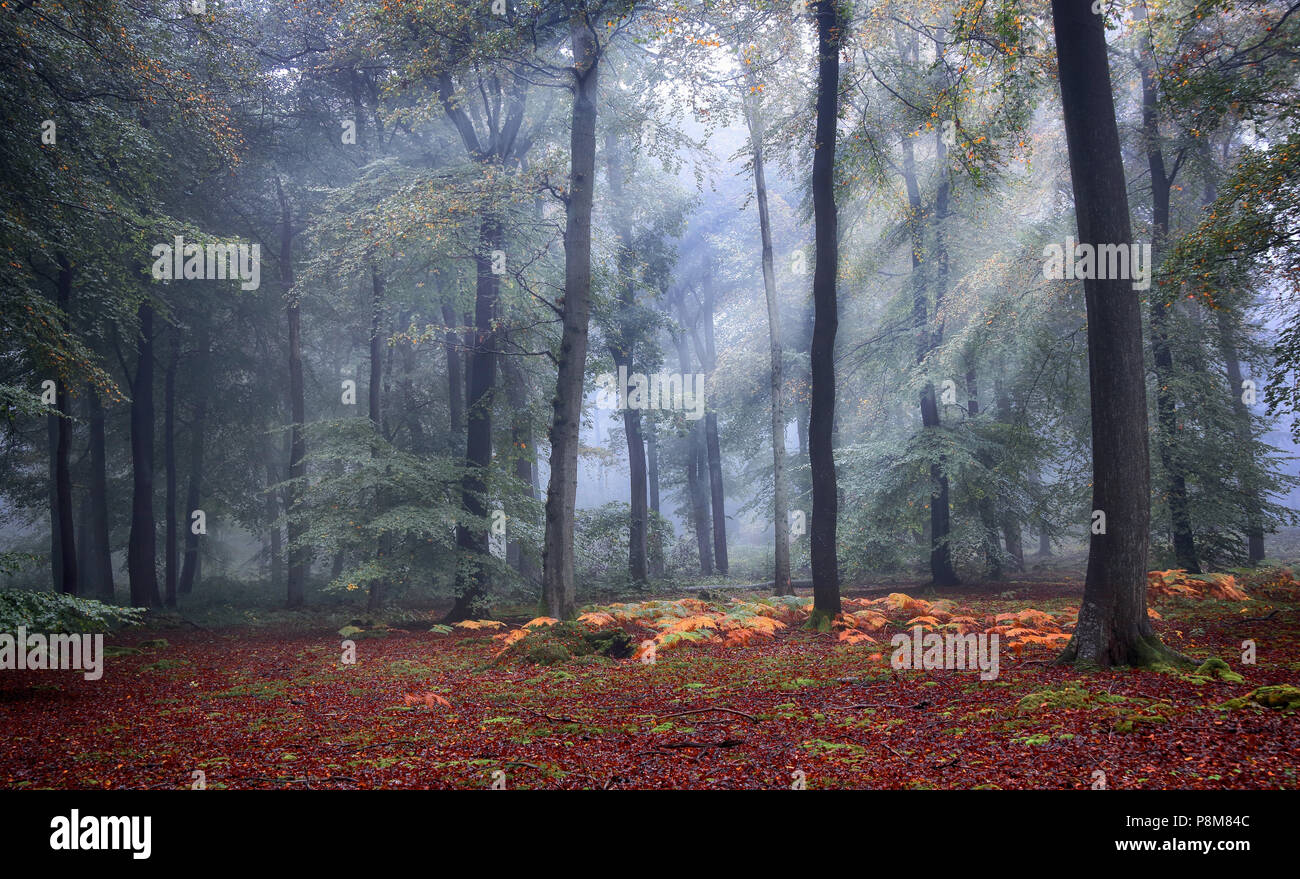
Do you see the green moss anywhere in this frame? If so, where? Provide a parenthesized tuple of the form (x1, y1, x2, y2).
(1193, 657, 1245, 684)
(1220, 684, 1300, 711)
(1113, 714, 1168, 733)
(1017, 681, 1096, 713)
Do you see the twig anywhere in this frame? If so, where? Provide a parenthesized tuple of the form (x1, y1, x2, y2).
(656, 706, 759, 723)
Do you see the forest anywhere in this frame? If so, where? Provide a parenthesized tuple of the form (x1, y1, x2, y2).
(1, 0, 1299, 798)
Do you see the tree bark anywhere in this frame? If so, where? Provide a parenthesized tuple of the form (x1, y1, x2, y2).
(993, 372, 1024, 571)
(646, 415, 665, 577)
(127, 300, 161, 607)
(1050, 0, 1176, 667)
(542, 16, 599, 620)
(966, 362, 1002, 579)
(1139, 18, 1201, 573)
(51, 254, 77, 595)
(86, 383, 114, 599)
(368, 266, 388, 612)
(604, 132, 648, 583)
(442, 302, 464, 445)
(744, 89, 792, 595)
(446, 218, 502, 622)
(809, 0, 844, 619)
(279, 178, 307, 609)
(179, 326, 209, 595)
(164, 333, 178, 607)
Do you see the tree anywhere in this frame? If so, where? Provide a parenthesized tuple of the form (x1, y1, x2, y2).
(1050, 0, 1179, 668)
(808, 0, 845, 621)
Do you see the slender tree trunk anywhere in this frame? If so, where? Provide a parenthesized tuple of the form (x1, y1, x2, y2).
(48, 410, 62, 592)
(442, 302, 464, 446)
(368, 267, 388, 612)
(745, 91, 792, 595)
(809, 0, 844, 619)
(267, 458, 283, 589)
(86, 384, 114, 600)
(672, 324, 713, 575)
(179, 327, 209, 595)
(542, 17, 599, 620)
(446, 218, 502, 621)
(51, 254, 76, 595)
(687, 273, 729, 576)
(127, 300, 161, 607)
(1050, 0, 1177, 667)
(604, 133, 648, 583)
(164, 334, 178, 607)
(1139, 21, 1200, 573)
(646, 415, 665, 577)
(994, 372, 1025, 571)
(1216, 307, 1266, 563)
(502, 358, 540, 584)
(966, 362, 1002, 579)
(278, 179, 307, 609)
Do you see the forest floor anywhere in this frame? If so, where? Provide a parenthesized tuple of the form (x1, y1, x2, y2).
(3, 570, 1299, 790)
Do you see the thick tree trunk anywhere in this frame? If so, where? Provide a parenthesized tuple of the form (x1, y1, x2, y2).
(1051, 0, 1177, 667)
(179, 327, 208, 595)
(85, 384, 115, 600)
(127, 300, 161, 607)
(542, 18, 599, 620)
(745, 92, 792, 595)
(164, 334, 178, 607)
(808, 0, 843, 619)
(1139, 24, 1200, 573)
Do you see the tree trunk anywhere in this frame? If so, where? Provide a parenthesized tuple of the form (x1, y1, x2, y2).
(542, 17, 599, 620)
(279, 178, 307, 609)
(179, 327, 209, 595)
(808, 0, 844, 619)
(1139, 19, 1201, 573)
(127, 300, 161, 607)
(604, 132, 648, 583)
(744, 90, 792, 595)
(86, 384, 114, 600)
(442, 302, 464, 445)
(1050, 0, 1177, 667)
(901, 129, 960, 587)
(1216, 306, 1266, 563)
(446, 218, 502, 622)
(672, 324, 713, 575)
(164, 333, 178, 607)
(646, 415, 665, 577)
(51, 254, 77, 595)
(368, 266, 388, 612)
(993, 372, 1025, 571)
(966, 362, 1002, 579)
